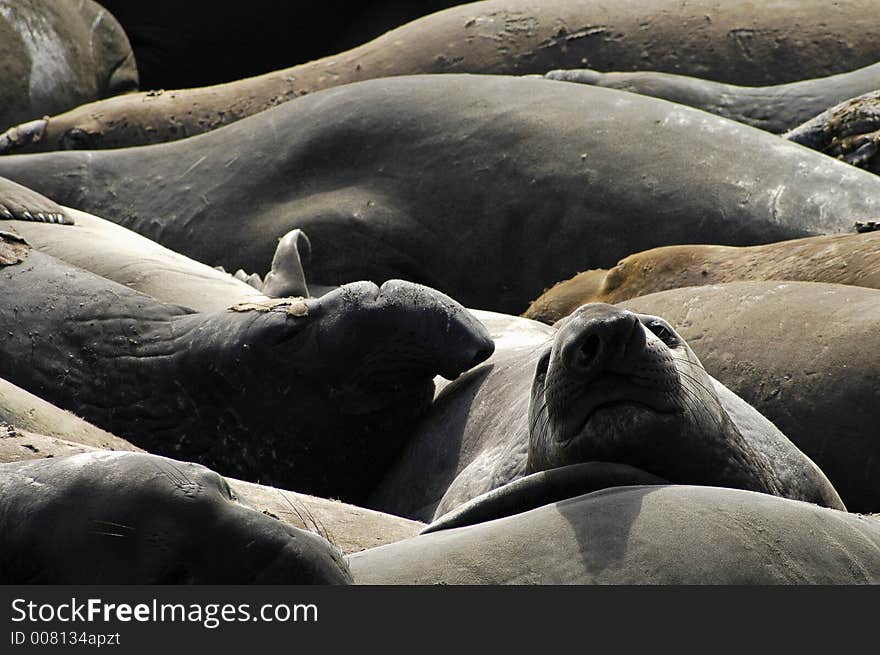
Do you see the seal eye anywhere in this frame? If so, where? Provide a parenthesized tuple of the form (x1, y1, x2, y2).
(645, 320, 677, 347)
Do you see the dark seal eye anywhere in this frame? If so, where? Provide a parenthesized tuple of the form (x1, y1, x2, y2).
(646, 320, 677, 347)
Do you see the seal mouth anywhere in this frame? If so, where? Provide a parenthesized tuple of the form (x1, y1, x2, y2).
(536, 360, 681, 445)
(573, 399, 673, 439)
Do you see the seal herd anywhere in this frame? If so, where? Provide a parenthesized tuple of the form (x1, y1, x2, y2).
(0, 0, 878, 584)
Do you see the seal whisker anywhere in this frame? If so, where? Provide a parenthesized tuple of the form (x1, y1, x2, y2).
(274, 488, 313, 531)
(91, 520, 134, 532)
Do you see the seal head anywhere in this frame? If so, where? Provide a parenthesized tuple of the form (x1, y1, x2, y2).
(527, 304, 784, 496)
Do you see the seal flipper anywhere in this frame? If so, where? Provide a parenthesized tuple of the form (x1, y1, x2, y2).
(0, 118, 48, 156)
(0, 176, 71, 225)
(262, 228, 311, 298)
(421, 462, 667, 534)
(0, 232, 30, 266)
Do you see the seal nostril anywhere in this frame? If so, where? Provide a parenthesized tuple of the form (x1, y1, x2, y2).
(470, 344, 494, 369)
(578, 333, 601, 367)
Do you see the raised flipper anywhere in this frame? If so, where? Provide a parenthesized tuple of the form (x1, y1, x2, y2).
(0, 176, 71, 224)
(262, 228, 311, 298)
(421, 462, 667, 534)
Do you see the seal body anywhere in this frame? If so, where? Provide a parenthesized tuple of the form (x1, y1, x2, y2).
(4, 0, 880, 151)
(350, 485, 880, 585)
(0, 233, 493, 500)
(621, 281, 880, 513)
(524, 231, 880, 323)
(0, 426, 423, 555)
(2, 76, 880, 313)
(370, 306, 843, 521)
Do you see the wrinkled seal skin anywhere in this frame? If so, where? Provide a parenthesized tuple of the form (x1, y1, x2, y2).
(3, 0, 880, 152)
(524, 231, 880, 324)
(350, 486, 880, 585)
(0, 0, 137, 132)
(3, 77, 880, 315)
(620, 281, 880, 513)
(369, 306, 843, 522)
(545, 62, 880, 134)
(0, 235, 494, 500)
(785, 90, 880, 175)
(0, 451, 352, 584)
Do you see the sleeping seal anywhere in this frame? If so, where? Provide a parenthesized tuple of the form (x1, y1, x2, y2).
(0, 451, 352, 584)
(523, 231, 880, 323)
(0, 233, 493, 501)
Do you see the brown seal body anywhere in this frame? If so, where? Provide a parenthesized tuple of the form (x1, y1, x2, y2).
(4, 0, 880, 152)
(524, 231, 880, 324)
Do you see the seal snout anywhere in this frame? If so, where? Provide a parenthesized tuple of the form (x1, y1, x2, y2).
(558, 305, 645, 382)
(535, 304, 684, 452)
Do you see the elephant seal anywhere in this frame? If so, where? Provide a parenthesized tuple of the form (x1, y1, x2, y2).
(3, 76, 880, 314)
(350, 485, 880, 584)
(3, 0, 880, 151)
(0, 232, 494, 500)
(0, 451, 352, 584)
(369, 304, 844, 523)
(0, 0, 137, 132)
(785, 90, 880, 175)
(620, 281, 880, 513)
(0, 426, 423, 555)
(544, 62, 880, 134)
(524, 231, 880, 324)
